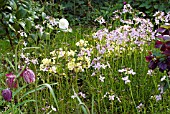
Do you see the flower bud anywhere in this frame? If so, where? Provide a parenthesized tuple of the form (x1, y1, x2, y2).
(22, 69, 35, 83)
(2, 88, 12, 102)
(6, 73, 18, 89)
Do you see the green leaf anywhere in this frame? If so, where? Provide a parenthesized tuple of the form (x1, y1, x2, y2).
(0, 0, 6, 6)
(139, 3, 145, 7)
(5, 100, 35, 114)
(42, 32, 50, 40)
(0, 25, 6, 35)
(13, 84, 28, 97)
(19, 83, 59, 110)
(161, 25, 170, 29)
(5, 58, 16, 72)
(42, 12, 46, 20)
(9, 24, 16, 32)
(39, 6, 44, 12)
(18, 21, 25, 29)
(9, 0, 17, 10)
(16, 7, 27, 19)
(25, 20, 32, 31)
(154, 5, 158, 9)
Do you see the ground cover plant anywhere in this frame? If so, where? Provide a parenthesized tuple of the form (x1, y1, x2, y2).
(0, 0, 170, 114)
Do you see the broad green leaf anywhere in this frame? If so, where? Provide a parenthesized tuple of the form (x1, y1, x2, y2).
(9, 0, 17, 10)
(18, 21, 25, 29)
(42, 12, 46, 20)
(16, 7, 27, 19)
(25, 20, 32, 31)
(39, 6, 44, 12)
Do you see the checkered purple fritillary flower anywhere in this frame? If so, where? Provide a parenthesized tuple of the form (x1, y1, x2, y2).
(2, 88, 12, 102)
(21, 69, 35, 83)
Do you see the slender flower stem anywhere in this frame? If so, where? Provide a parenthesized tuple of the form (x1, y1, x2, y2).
(129, 84, 138, 113)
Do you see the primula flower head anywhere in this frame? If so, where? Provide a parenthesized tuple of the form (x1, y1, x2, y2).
(6, 73, 18, 89)
(2, 88, 12, 102)
(21, 69, 35, 84)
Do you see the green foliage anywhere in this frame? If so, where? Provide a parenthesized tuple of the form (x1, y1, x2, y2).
(127, 0, 170, 16)
(0, 0, 45, 50)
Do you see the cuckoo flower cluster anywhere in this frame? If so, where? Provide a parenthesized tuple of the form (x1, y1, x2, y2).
(1, 69, 35, 102)
(93, 5, 156, 56)
(146, 25, 170, 73)
(153, 11, 170, 25)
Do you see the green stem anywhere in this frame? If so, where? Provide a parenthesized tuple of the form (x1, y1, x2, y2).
(129, 84, 137, 113)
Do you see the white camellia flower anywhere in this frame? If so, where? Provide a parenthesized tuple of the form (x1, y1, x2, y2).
(59, 18, 69, 30)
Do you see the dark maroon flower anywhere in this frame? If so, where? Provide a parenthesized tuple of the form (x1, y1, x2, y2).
(155, 41, 163, 48)
(2, 88, 12, 102)
(22, 69, 35, 83)
(160, 44, 166, 51)
(145, 56, 152, 62)
(163, 50, 170, 56)
(6, 73, 18, 89)
(148, 60, 158, 70)
(158, 62, 167, 72)
(165, 41, 170, 49)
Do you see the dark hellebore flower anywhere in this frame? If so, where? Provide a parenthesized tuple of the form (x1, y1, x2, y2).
(145, 55, 153, 62)
(158, 61, 167, 72)
(2, 88, 12, 102)
(148, 60, 158, 70)
(21, 69, 35, 83)
(6, 73, 18, 89)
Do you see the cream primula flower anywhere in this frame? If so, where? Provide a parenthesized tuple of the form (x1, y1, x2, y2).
(76, 39, 88, 47)
(42, 58, 51, 66)
(50, 50, 56, 56)
(67, 50, 75, 56)
(68, 61, 75, 70)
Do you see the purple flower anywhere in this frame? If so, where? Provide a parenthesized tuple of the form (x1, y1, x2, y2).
(6, 73, 18, 89)
(2, 88, 12, 102)
(21, 69, 35, 83)
(123, 1, 127, 5)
